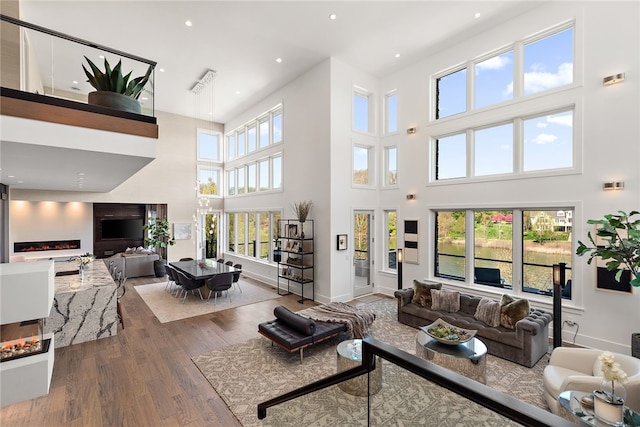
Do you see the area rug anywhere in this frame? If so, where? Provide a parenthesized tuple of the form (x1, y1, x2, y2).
(192, 298, 550, 426)
(135, 277, 282, 323)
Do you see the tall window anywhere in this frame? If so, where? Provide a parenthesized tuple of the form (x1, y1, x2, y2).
(436, 68, 467, 119)
(228, 210, 282, 262)
(353, 145, 372, 185)
(197, 167, 220, 197)
(273, 109, 283, 144)
(353, 86, 373, 133)
(227, 170, 236, 196)
(237, 131, 246, 157)
(227, 134, 236, 161)
(385, 91, 398, 134)
(259, 159, 269, 191)
(385, 210, 397, 270)
(435, 133, 466, 180)
(474, 51, 513, 109)
(384, 146, 397, 186)
(259, 117, 269, 149)
(247, 125, 257, 153)
(272, 155, 282, 189)
(435, 211, 466, 279)
(197, 129, 221, 161)
(434, 208, 573, 298)
(237, 166, 246, 195)
(523, 110, 573, 172)
(523, 27, 573, 96)
(247, 163, 256, 193)
(474, 211, 513, 287)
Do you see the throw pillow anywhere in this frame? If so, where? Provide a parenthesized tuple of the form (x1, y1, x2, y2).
(412, 280, 442, 308)
(474, 297, 501, 327)
(500, 294, 530, 329)
(125, 247, 134, 254)
(430, 289, 460, 313)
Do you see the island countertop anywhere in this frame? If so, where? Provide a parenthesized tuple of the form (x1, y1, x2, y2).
(46, 260, 118, 347)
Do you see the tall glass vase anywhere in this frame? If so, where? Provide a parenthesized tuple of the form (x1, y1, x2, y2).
(79, 263, 85, 281)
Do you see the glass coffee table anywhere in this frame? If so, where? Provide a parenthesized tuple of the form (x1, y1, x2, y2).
(415, 330, 487, 384)
(559, 390, 640, 427)
(336, 339, 382, 396)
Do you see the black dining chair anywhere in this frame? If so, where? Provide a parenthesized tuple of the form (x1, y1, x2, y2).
(164, 264, 175, 292)
(169, 266, 181, 297)
(225, 260, 233, 266)
(205, 273, 233, 305)
(216, 258, 225, 264)
(179, 257, 194, 261)
(232, 263, 242, 293)
(175, 271, 204, 303)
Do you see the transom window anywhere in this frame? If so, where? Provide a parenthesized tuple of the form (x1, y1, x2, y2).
(226, 155, 282, 196)
(226, 105, 283, 161)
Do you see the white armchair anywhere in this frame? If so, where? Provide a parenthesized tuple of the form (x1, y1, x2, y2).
(543, 347, 640, 414)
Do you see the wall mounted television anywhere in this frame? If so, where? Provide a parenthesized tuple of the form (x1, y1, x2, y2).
(100, 218, 144, 240)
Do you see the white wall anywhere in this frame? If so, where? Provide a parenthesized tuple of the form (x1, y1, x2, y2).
(9, 111, 222, 262)
(223, 59, 332, 300)
(379, 1, 640, 353)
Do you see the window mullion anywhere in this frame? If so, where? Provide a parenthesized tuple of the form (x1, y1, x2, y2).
(467, 129, 474, 178)
(512, 209, 524, 293)
(465, 209, 475, 283)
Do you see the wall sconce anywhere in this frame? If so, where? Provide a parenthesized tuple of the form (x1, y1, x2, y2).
(603, 73, 625, 86)
(406, 127, 417, 134)
(603, 181, 624, 191)
(406, 194, 416, 200)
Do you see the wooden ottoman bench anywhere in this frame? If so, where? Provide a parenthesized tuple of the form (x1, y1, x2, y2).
(258, 306, 347, 362)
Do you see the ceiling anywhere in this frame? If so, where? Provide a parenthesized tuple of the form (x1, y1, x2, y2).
(3, 1, 543, 193)
(18, 0, 543, 124)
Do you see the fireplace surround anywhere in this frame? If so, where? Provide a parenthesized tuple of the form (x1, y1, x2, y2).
(14, 239, 81, 253)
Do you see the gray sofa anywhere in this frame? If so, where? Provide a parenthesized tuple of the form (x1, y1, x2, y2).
(394, 287, 552, 367)
(104, 253, 160, 278)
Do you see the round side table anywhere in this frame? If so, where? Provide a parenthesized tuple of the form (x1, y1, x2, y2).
(336, 339, 382, 396)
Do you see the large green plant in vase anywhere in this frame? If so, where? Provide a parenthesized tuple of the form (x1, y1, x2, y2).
(143, 218, 175, 277)
(576, 210, 640, 357)
(82, 56, 153, 114)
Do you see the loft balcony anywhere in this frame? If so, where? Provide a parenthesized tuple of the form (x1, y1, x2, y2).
(0, 14, 158, 193)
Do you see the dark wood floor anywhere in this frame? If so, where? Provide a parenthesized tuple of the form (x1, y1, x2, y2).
(2, 275, 373, 426)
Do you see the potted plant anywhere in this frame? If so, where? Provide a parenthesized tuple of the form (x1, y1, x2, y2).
(143, 217, 175, 277)
(82, 56, 153, 114)
(291, 200, 313, 223)
(576, 210, 640, 357)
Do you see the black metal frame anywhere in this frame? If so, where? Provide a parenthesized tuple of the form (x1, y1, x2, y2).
(258, 337, 575, 427)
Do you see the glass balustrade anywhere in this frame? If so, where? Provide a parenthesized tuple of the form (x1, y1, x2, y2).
(1, 14, 155, 119)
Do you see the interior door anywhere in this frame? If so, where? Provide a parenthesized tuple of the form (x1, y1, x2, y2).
(353, 210, 374, 297)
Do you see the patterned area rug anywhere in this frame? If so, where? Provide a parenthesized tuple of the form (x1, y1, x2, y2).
(192, 298, 550, 426)
(135, 277, 282, 323)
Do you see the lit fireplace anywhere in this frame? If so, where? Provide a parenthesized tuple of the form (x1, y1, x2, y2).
(0, 319, 50, 363)
(14, 239, 81, 253)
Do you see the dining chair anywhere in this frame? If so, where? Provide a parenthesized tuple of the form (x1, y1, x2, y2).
(179, 257, 194, 261)
(169, 266, 181, 297)
(216, 258, 225, 264)
(175, 271, 204, 303)
(232, 263, 242, 293)
(164, 264, 175, 292)
(225, 260, 233, 266)
(205, 273, 233, 305)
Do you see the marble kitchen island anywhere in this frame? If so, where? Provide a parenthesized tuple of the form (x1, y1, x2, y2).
(46, 260, 118, 347)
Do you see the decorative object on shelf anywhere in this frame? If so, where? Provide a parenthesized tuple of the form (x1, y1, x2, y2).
(75, 252, 95, 281)
(291, 200, 313, 223)
(576, 210, 640, 356)
(422, 318, 477, 345)
(337, 234, 347, 251)
(82, 56, 153, 114)
(594, 351, 628, 425)
(143, 217, 175, 277)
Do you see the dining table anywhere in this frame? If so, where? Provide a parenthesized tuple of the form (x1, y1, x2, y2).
(169, 259, 238, 281)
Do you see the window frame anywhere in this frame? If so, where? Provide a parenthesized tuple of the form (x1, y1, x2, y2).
(352, 143, 375, 187)
(196, 165, 221, 198)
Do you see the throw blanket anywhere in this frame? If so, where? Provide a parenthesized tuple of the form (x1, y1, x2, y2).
(297, 302, 375, 339)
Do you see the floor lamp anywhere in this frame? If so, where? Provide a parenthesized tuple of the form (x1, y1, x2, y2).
(397, 248, 403, 290)
(552, 263, 566, 348)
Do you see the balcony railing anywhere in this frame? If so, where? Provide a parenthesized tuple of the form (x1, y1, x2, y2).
(1, 14, 156, 122)
(258, 337, 575, 426)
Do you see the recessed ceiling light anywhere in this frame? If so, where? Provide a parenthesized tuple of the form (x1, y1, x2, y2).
(8, 175, 15, 178)
(329, 13, 337, 20)
(72, 80, 78, 84)
(395, 53, 401, 58)
(185, 20, 193, 27)
(159, 68, 165, 72)
(99, 55, 105, 59)
(275, 58, 282, 63)
(17, 181, 23, 184)
(474, 12, 481, 19)
(78, 172, 85, 175)
(235, 90, 241, 95)
(141, 97, 148, 100)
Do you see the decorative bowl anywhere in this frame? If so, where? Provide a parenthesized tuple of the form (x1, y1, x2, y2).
(421, 318, 477, 345)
